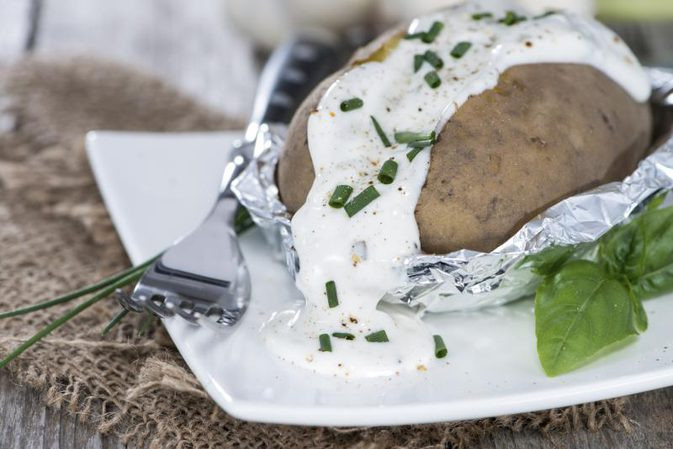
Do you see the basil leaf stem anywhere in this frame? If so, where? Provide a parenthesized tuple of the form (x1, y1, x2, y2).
(344, 186, 381, 217)
(329, 185, 353, 208)
(370, 116, 392, 147)
(377, 159, 398, 185)
(365, 330, 389, 343)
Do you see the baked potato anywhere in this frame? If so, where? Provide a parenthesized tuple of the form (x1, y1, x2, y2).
(278, 33, 653, 254)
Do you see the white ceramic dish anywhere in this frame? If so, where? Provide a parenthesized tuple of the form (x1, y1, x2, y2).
(86, 130, 673, 426)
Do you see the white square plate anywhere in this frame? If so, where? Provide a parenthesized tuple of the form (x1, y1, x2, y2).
(86, 130, 673, 426)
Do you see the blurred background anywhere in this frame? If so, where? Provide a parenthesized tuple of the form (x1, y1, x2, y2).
(1, 0, 672, 120)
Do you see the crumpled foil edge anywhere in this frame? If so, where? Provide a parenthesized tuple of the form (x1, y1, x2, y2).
(232, 68, 673, 314)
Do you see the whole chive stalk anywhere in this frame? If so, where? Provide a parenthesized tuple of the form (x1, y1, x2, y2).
(344, 186, 380, 217)
(450, 41, 472, 59)
(424, 71, 441, 89)
(325, 281, 339, 308)
(101, 308, 129, 336)
(332, 332, 355, 340)
(499, 10, 527, 26)
(413, 54, 424, 73)
(407, 147, 426, 162)
(365, 330, 389, 343)
(0, 257, 155, 320)
(378, 159, 398, 185)
(370, 116, 391, 148)
(433, 335, 448, 358)
(328, 185, 353, 208)
(472, 12, 493, 20)
(319, 333, 332, 352)
(0, 268, 147, 369)
(421, 21, 444, 43)
(394, 131, 436, 144)
(423, 50, 444, 69)
(137, 311, 156, 337)
(340, 97, 364, 112)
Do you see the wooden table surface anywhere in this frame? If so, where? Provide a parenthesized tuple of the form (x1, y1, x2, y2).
(1, 1, 672, 447)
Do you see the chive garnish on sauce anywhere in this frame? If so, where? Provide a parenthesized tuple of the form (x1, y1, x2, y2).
(423, 50, 444, 69)
(340, 97, 363, 112)
(404, 31, 426, 41)
(534, 10, 557, 19)
(472, 12, 493, 20)
(332, 332, 355, 340)
(344, 186, 380, 217)
(422, 21, 444, 43)
(450, 41, 472, 59)
(325, 281, 339, 308)
(408, 139, 435, 148)
(394, 131, 436, 144)
(499, 10, 527, 26)
(433, 335, 448, 358)
(370, 116, 392, 147)
(319, 334, 332, 352)
(329, 185, 353, 208)
(377, 159, 398, 185)
(424, 71, 441, 89)
(406, 147, 426, 162)
(413, 54, 424, 73)
(365, 330, 389, 343)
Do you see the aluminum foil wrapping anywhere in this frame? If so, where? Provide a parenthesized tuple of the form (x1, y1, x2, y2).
(232, 68, 673, 314)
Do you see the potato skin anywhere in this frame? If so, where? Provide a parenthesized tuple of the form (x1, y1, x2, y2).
(278, 63, 652, 253)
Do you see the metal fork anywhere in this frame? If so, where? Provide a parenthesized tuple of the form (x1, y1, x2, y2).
(118, 35, 345, 329)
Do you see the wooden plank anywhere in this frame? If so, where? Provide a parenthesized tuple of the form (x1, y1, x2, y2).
(0, 0, 35, 62)
(35, 0, 258, 118)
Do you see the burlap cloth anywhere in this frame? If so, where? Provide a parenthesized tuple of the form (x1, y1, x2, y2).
(0, 57, 633, 448)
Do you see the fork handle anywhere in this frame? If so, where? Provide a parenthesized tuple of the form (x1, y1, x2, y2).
(245, 34, 342, 140)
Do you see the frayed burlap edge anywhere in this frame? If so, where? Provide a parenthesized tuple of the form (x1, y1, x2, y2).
(0, 56, 634, 449)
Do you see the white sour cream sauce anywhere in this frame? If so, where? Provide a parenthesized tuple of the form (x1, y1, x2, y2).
(263, 0, 650, 378)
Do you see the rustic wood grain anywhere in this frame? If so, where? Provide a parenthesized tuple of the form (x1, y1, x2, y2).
(1, 1, 673, 447)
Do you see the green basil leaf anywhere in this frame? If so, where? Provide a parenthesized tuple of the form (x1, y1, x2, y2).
(599, 205, 673, 297)
(518, 245, 577, 276)
(535, 260, 644, 376)
(626, 281, 649, 333)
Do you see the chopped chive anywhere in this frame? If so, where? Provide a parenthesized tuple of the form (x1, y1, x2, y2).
(365, 330, 389, 343)
(424, 71, 441, 89)
(377, 159, 398, 185)
(472, 12, 493, 20)
(499, 10, 527, 26)
(408, 139, 435, 148)
(340, 97, 364, 112)
(344, 186, 380, 217)
(325, 281, 339, 308)
(319, 334, 332, 352)
(328, 185, 353, 208)
(450, 41, 472, 59)
(406, 147, 427, 162)
(413, 54, 424, 72)
(421, 21, 444, 43)
(394, 131, 435, 144)
(534, 10, 557, 19)
(423, 50, 444, 69)
(433, 335, 448, 358)
(332, 332, 355, 340)
(370, 116, 391, 147)
(404, 31, 426, 40)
